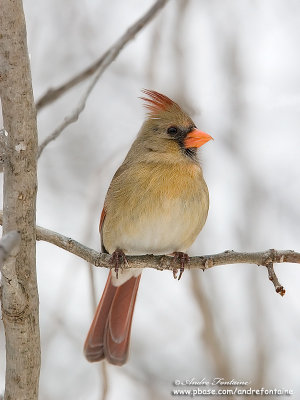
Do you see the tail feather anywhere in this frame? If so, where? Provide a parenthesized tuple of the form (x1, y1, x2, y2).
(84, 271, 141, 365)
(105, 275, 141, 365)
(84, 271, 117, 362)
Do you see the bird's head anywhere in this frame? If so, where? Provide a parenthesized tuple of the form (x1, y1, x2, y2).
(137, 89, 212, 159)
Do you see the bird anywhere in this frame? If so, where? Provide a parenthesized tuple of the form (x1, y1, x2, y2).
(84, 89, 212, 366)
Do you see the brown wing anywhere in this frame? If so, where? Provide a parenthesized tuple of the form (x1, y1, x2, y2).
(99, 206, 107, 253)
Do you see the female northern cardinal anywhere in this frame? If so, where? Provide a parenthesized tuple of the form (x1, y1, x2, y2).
(84, 89, 212, 365)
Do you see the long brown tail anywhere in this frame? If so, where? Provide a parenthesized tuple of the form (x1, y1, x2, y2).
(84, 271, 141, 365)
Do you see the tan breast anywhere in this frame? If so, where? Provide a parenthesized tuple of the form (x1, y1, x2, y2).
(102, 160, 209, 256)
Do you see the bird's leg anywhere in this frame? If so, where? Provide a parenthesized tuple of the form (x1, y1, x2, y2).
(110, 249, 126, 279)
(172, 252, 190, 281)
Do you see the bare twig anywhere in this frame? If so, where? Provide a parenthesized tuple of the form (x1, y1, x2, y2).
(36, 224, 101, 264)
(265, 261, 286, 297)
(37, 68, 100, 158)
(36, 0, 169, 112)
(37, 0, 169, 158)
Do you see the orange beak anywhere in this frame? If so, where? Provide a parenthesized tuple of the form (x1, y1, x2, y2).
(184, 129, 213, 149)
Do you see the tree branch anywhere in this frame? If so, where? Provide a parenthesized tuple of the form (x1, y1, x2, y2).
(1, 212, 297, 297)
(36, 226, 299, 296)
(36, 0, 169, 111)
(40, 227, 300, 269)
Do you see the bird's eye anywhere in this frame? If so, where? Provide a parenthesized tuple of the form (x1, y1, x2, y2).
(167, 126, 178, 135)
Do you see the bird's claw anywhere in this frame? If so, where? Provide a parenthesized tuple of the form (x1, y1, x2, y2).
(110, 249, 126, 279)
(173, 268, 178, 279)
(172, 252, 189, 280)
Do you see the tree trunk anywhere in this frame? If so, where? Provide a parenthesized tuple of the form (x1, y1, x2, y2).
(0, 0, 40, 399)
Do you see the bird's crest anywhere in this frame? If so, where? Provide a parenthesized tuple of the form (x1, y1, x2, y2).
(140, 89, 180, 118)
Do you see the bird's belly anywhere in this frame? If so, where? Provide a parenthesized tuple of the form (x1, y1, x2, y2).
(103, 193, 208, 256)
(119, 208, 192, 255)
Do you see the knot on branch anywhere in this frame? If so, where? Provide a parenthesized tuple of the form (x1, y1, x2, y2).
(1, 296, 29, 321)
(204, 257, 214, 270)
(263, 248, 287, 265)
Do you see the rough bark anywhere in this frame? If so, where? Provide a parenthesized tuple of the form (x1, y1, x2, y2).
(0, 1, 40, 399)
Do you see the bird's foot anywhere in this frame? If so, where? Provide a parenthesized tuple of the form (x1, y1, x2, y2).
(110, 249, 126, 279)
(172, 252, 189, 281)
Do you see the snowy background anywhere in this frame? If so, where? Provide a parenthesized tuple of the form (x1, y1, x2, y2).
(1, 0, 300, 399)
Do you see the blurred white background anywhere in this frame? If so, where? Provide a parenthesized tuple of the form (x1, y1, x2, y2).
(1, 0, 300, 399)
